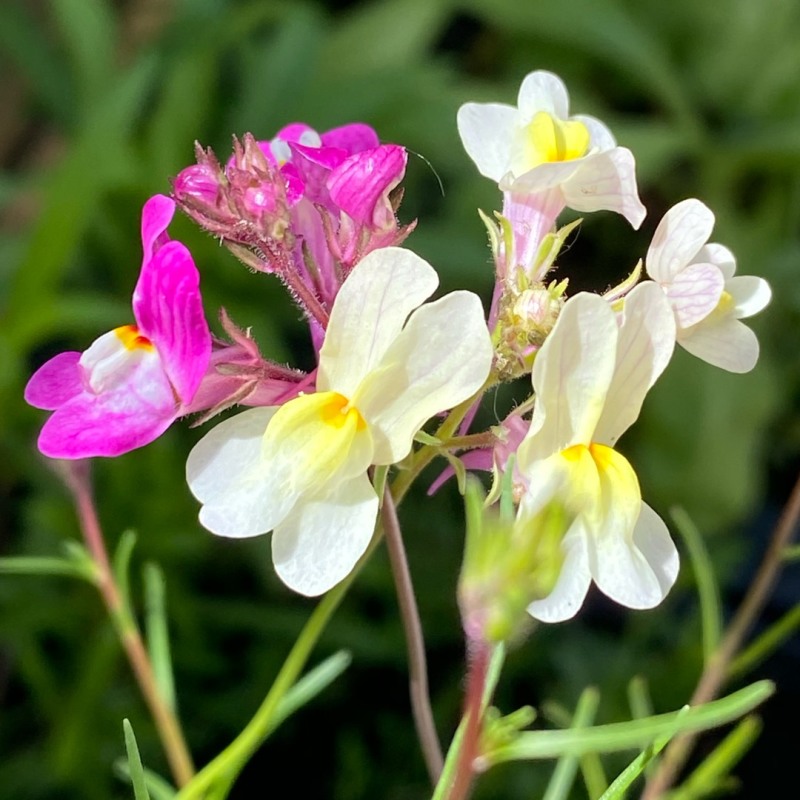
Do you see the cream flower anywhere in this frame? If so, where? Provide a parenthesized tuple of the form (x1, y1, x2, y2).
(186, 247, 493, 596)
(516, 284, 678, 622)
(646, 198, 771, 373)
(457, 70, 645, 228)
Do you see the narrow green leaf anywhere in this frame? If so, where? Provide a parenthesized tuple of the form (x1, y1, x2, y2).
(627, 675, 654, 721)
(781, 544, 800, 563)
(543, 687, 600, 800)
(0, 556, 95, 582)
(598, 724, 677, 800)
(123, 719, 151, 800)
(669, 715, 761, 800)
(483, 681, 773, 764)
(51, 0, 117, 109)
(271, 650, 352, 732)
(144, 563, 176, 712)
(115, 761, 176, 800)
(113, 530, 138, 620)
(671, 506, 722, 665)
(0, 2, 74, 122)
(728, 604, 800, 680)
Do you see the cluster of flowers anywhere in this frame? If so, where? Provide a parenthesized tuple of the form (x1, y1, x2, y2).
(25, 71, 770, 627)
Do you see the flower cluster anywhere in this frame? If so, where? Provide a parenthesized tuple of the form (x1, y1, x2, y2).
(25, 71, 771, 630)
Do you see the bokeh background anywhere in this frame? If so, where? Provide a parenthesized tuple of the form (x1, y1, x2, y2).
(2, 0, 799, 797)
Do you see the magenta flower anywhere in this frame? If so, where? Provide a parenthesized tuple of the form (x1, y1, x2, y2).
(25, 195, 212, 458)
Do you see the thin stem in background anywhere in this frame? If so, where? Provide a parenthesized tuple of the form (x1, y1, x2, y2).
(381, 486, 444, 784)
(63, 461, 195, 788)
(642, 470, 800, 799)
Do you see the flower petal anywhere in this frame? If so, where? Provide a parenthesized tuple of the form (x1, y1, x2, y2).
(132, 239, 211, 405)
(695, 243, 736, 279)
(327, 145, 407, 228)
(321, 122, 380, 155)
(354, 291, 493, 464)
(318, 247, 439, 397)
(517, 71, 570, 120)
(262, 391, 375, 496)
(526, 527, 592, 623)
(679, 316, 760, 373)
(186, 407, 288, 538)
(666, 262, 725, 329)
(595, 282, 675, 445)
(575, 114, 616, 151)
(456, 102, 518, 181)
(272, 472, 379, 596)
(728, 275, 772, 319)
(24, 351, 83, 410)
(646, 199, 714, 283)
(141, 194, 175, 260)
(560, 148, 646, 229)
(37, 353, 176, 458)
(521, 293, 618, 464)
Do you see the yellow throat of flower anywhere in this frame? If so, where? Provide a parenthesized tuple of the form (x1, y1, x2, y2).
(114, 324, 154, 351)
(320, 392, 367, 431)
(524, 111, 590, 169)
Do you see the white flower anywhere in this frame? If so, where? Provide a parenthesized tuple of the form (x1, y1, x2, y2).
(186, 247, 494, 596)
(516, 284, 678, 622)
(646, 198, 771, 373)
(457, 70, 646, 228)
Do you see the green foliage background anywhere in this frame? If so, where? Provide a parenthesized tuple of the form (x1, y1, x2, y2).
(1, 0, 798, 797)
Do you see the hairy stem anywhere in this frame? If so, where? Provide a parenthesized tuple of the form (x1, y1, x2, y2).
(382, 487, 444, 784)
(64, 462, 195, 787)
(642, 470, 800, 799)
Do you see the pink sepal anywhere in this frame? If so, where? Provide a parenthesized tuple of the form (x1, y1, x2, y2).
(327, 145, 407, 228)
(24, 352, 83, 410)
(132, 240, 211, 405)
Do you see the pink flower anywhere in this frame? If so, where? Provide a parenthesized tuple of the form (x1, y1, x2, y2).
(25, 195, 212, 458)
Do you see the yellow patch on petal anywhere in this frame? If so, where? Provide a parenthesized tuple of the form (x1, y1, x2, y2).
(263, 391, 372, 496)
(114, 324, 154, 351)
(559, 442, 640, 532)
(524, 111, 590, 169)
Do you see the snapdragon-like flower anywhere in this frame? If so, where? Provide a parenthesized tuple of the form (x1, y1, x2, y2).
(516, 285, 678, 622)
(186, 247, 493, 596)
(646, 198, 772, 373)
(25, 195, 211, 458)
(457, 70, 646, 267)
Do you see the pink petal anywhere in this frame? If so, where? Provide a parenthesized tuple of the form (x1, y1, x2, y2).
(132, 240, 211, 404)
(275, 122, 317, 144)
(327, 145, 407, 228)
(321, 123, 380, 155)
(25, 352, 83, 410)
(36, 359, 177, 458)
(141, 194, 176, 261)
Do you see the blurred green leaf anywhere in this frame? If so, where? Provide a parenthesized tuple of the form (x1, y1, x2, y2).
(668, 715, 762, 800)
(0, 555, 96, 582)
(115, 760, 176, 800)
(671, 507, 722, 665)
(0, 1, 74, 122)
(728, 604, 800, 680)
(51, 0, 117, 111)
(144, 562, 176, 712)
(543, 687, 600, 800)
(483, 681, 773, 764)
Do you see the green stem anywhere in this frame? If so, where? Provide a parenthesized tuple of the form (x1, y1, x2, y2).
(175, 573, 352, 799)
(63, 461, 195, 787)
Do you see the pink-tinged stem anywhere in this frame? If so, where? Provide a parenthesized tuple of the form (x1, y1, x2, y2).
(643, 470, 800, 799)
(381, 486, 444, 784)
(64, 462, 195, 787)
(446, 640, 491, 800)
